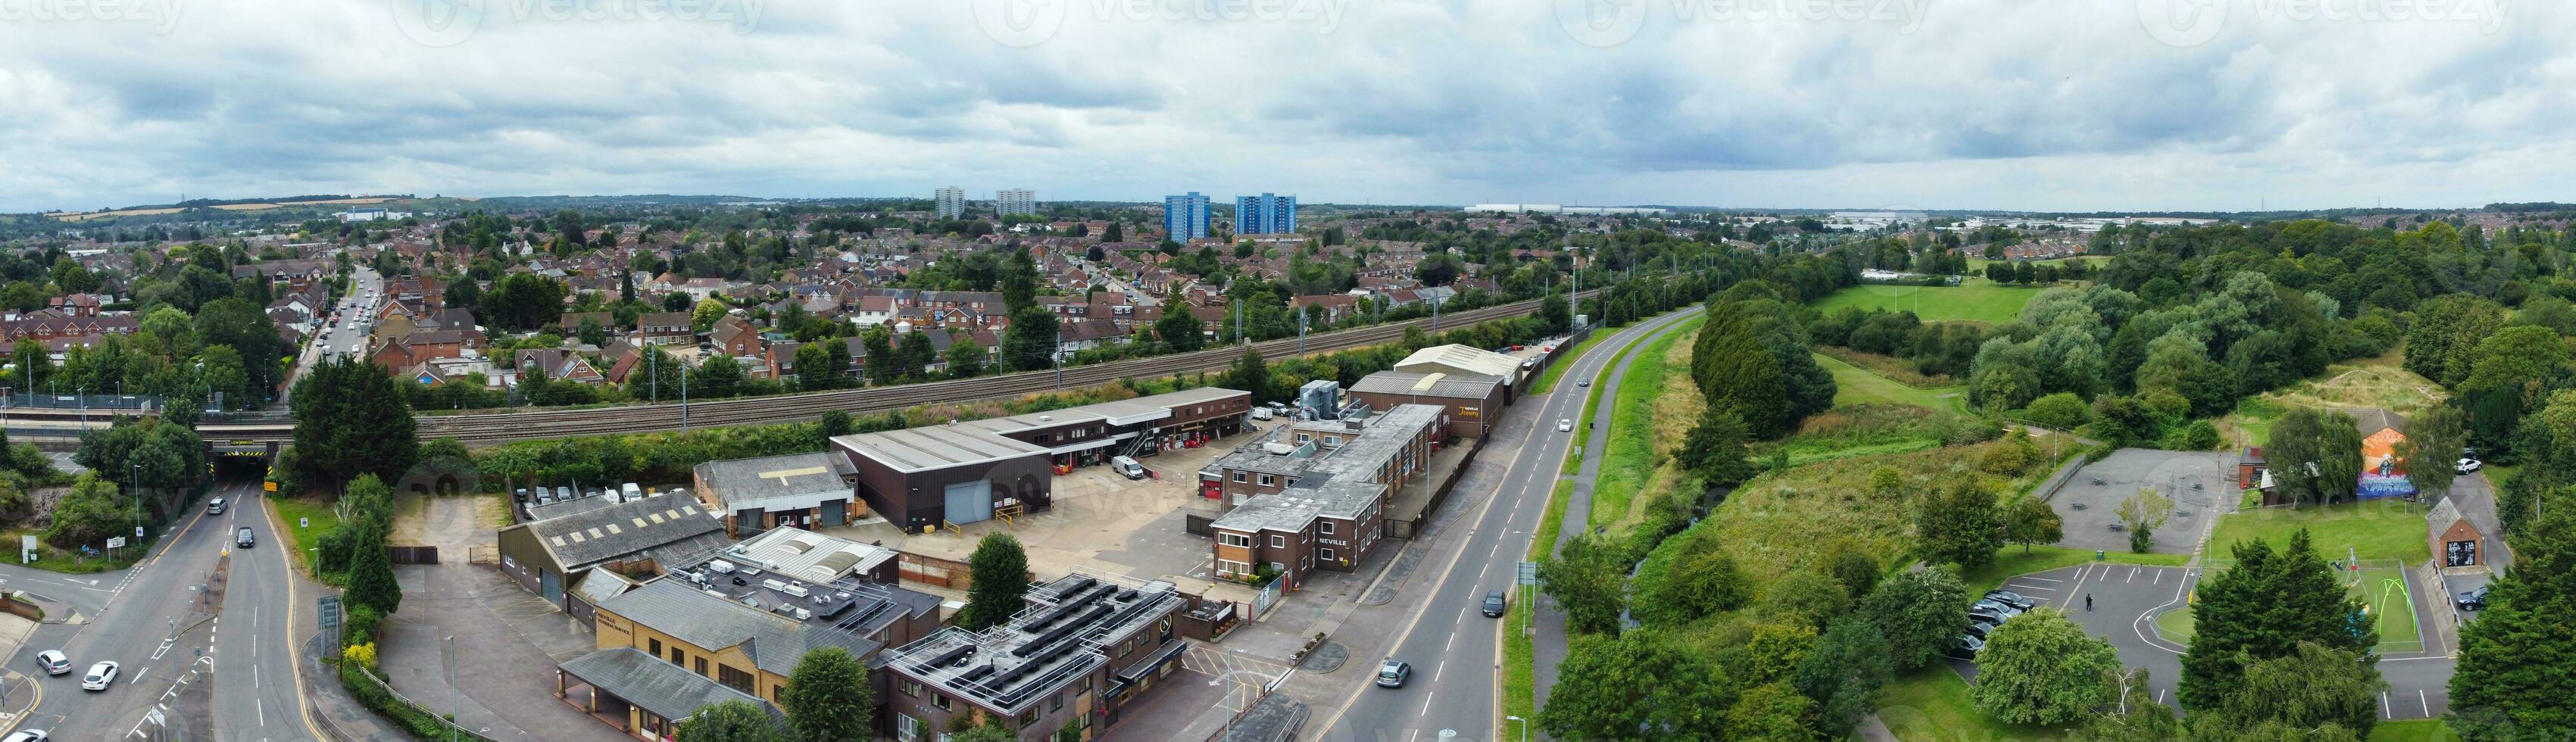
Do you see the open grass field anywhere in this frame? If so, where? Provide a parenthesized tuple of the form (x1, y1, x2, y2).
(1811, 279, 2043, 325)
(2155, 560, 2421, 654)
(1638, 433, 2065, 598)
(1878, 668, 2069, 741)
(2208, 497, 2433, 564)
(2219, 351, 2447, 448)
(1819, 353, 1968, 412)
(1816, 346, 1956, 388)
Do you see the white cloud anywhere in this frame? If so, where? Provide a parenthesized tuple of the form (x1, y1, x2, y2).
(0, 0, 2568, 212)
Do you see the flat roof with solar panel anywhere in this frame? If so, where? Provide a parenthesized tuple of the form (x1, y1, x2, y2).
(882, 574, 1184, 716)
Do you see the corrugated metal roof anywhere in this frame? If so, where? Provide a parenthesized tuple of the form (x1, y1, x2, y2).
(558, 647, 780, 723)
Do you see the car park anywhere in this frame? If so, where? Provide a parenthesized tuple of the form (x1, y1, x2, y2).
(1109, 456, 1148, 480)
(1482, 590, 1508, 618)
(1557, 419, 1573, 432)
(1981, 590, 2035, 611)
(34, 650, 69, 675)
(82, 661, 118, 691)
(2457, 584, 2492, 611)
(1944, 635, 1984, 662)
(2457, 457, 2482, 475)
(1376, 659, 1412, 688)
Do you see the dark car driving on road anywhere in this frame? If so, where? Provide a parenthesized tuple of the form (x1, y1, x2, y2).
(1482, 590, 1507, 618)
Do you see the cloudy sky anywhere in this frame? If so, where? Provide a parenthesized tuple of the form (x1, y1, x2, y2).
(0, 0, 2566, 213)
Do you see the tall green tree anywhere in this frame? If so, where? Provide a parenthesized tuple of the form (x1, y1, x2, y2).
(2395, 404, 2470, 502)
(1916, 482, 2004, 569)
(289, 357, 419, 489)
(957, 533, 1029, 630)
(1222, 348, 1272, 403)
(2194, 642, 2383, 740)
(1859, 566, 1970, 672)
(1153, 308, 1204, 353)
(1538, 629, 1728, 741)
(781, 647, 873, 742)
(861, 329, 898, 387)
(2403, 295, 2506, 388)
(43, 473, 133, 549)
(1969, 609, 2121, 725)
(2266, 407, 2365, 506)
(1539, 531, 1631, 635)
(1792, 618, 1893, 738)
(2453, 507, 2576, 737)
(944, 337, 985, 379)
(1675, 405, 1756, 488)
(197, 297, 284, 402)
(897, 331, 935, 380)
(675, 700, 782, 742)
(342, 519, 401, 616)
(2003, 497, 2065, 553)
(2180, 529, 2372, 712)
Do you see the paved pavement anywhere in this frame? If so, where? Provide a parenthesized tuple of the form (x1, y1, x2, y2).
(379, 496, 623, 742)
(2048, 450, 2236, 555)
(1304, 309, 1703, 742)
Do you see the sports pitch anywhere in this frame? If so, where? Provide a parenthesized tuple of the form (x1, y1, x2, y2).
(1809, 280, 2041, 325)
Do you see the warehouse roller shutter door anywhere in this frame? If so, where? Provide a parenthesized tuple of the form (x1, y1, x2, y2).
(945, 481, 994, 525)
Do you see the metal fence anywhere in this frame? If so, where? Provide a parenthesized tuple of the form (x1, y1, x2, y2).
(2, 393, 162, 410)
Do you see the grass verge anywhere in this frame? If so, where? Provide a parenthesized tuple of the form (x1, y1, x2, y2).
(1588, 326, 1690, 530)
(1530, 329, 1617, 395)
(1877, 667, 2069, 741)
(270, 495, 348, 586)
(2370, 719, 2458, 742)
(1500, 591, 1536, 737)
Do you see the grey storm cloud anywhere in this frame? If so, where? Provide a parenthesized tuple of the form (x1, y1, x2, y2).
(0, 0, 2570, 212)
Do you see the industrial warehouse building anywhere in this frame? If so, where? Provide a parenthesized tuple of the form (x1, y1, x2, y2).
(1201, 398, 1448, 585)
(1392, 344, 1533, 400)
(689, 388, 1257, 536)
(495, 492, 732, 622)
(1346, 370, 1508, 439)
(879, 574, 1191, 742)
(692, 451, 862, 536)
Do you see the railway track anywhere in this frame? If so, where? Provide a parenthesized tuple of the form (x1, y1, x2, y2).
(192, 292, 1594, 447)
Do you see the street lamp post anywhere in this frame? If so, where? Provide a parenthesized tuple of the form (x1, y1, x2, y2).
(1506, 715, 1528, 742)
(445, 634, 460, 742)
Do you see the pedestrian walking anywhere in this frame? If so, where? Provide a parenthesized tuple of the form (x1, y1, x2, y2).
(2085, 593, 2094, 612)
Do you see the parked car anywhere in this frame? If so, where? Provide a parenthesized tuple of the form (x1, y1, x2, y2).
(1557, 419, 1573, 432)
(1944, 635, 1985, 662)
(1968, 604, 2015, 627)
(81, 661, 117, 691)
(1110, 456, 1147, 481)
(3, 729, 49, 742)
(236, 527, 255, 548)
(205, 497, 225, 515)
(2457, 584, 2492, 611)
(2456, 457, 2483, 475)
(1963, 620, 1994, 641)
(1981, 590, 2036, 611)
(34, 650, 69, 675)
(1482, 590, 1508, 618)
(1972, 599, 2025, 620)
(1376, 659, 1413, 688)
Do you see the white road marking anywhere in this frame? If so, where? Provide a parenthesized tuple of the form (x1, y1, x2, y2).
(1419, 691, 1435, 716)
(1434, 660, 1444, 681)
(2156, 689, 2165, 705)
(1446, 633, 1455, 653)
(2421, 690, 2431, 716)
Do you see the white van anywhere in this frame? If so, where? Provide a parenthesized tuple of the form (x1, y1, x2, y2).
(621, 483, 644, 501)
(1109, 457, 1147, 480)
(1250, 407, 1275, 421)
